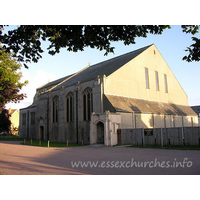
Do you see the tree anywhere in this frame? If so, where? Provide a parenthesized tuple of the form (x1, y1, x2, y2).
(0, 25, 170, 68)
(0, 109, 11, 132)
(0, 47, 27, 109)
(181, 25, 200, 62)
(0, 25, 199, 68)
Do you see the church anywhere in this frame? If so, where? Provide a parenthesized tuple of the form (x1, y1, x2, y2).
(19, 44, 198, 146)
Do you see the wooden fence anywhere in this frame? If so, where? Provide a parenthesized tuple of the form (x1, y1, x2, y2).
(118, 127, 200, 146)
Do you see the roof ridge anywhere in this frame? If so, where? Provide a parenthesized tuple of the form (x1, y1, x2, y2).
(89, 44, 153, 68)
(46, 64, 91, 92)
(40, 44, 153, 92)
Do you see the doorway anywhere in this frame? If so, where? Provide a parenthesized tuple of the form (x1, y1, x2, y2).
(39, 126, 44, 140)
(97, 122, 104, 144)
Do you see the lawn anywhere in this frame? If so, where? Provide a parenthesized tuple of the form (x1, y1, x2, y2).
(0, 136, 88, 147)
(21, 140, 88, 148)
(126, 145, 200, 150)
(0, 135, 23, 141)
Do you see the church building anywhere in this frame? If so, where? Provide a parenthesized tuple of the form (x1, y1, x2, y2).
(19, 44, 198, 146)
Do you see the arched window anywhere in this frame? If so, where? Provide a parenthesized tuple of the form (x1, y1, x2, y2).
(66, 92, 73, 122)
(83, 88, 93, 121)
(52, 96, 58, 123)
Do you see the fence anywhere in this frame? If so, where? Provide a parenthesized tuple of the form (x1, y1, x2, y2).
(119, 127, 200, 146)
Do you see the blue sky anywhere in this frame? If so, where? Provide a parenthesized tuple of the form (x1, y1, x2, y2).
(4, 25, 200, 110)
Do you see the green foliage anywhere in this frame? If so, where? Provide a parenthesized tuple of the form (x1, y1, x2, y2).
(127, 145, 200, 150)
(181, 25, 199, 35)
(0, 25, 171, 68)
(181, 25, 200, 62)
(0, 48, 27, 108)
(21, 140, 88, 147)
(0, 135, 23, 141)
(0, 109, 11, 132)
(183, 37, 200, 62)
(1, 25, 199, 67)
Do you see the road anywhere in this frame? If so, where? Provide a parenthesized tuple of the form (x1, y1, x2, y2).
(0, 141, 200, 175)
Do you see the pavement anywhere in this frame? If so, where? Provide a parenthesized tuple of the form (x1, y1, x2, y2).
(0, 141, 200, 175)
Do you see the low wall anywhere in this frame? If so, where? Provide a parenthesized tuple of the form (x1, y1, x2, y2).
(120, 127, 200, 146)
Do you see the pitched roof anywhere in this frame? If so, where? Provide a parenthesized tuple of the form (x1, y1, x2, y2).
(191, 106, 200, 114)
(49, 44, 152, 91)
(38, 74, 74, 90)
(104, 95, 197, 116)
(9, 109, 18, 115)
(20, 103, 36, 111)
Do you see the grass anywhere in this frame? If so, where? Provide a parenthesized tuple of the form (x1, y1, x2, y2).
(21, 140, 88, 148)
(0, 136, 87, 148)
(0, 136, 87, 147)
(126, 145, 200, 150)
(0, 135, 24, 141)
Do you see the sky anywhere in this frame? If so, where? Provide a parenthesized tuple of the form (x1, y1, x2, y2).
(3, 25, 200, 110)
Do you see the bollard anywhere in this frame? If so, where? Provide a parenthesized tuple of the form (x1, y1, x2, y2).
(24, 139, 25, 144)
(155, 138, 156, 146)
(39, 141, 41, 146)
(67, 140, 68, 147)
(31, 139, 32, 145)
(168, 138, 171, 147)
(48, 140, 49, 148)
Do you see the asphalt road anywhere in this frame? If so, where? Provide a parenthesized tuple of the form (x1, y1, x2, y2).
(0, 141, 200, 175)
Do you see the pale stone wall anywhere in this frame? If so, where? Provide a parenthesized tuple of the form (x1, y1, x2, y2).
(10, 110, 19, 129)
(104, 44, 188, 106)
(19, 44, 197, 143)
(118, 112, 199, 130)
(19, 110, 27, 138)
(135, 114, 152, 128)
(90, 111, 121, 146)
(28, 77, 104, 143)
(117, 112, 133, 129)
(28, 106, 36, 139)
(19, 106, 36, 139)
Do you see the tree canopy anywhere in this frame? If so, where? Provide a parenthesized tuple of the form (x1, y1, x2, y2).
(0, 48, 27, 109)
(0, 109, 11, 132)
(0, 25, 199, 69)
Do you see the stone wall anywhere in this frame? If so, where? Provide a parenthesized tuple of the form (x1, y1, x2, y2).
(90, 111, 121, 146)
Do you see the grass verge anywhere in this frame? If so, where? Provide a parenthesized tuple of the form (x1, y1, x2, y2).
(21, 140, 88, 148)
(126, 145, 200, 150)
(0, 135, 23, 141)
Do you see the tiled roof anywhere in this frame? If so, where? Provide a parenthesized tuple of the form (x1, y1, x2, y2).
(48, 44, 152, 91)
(38, 74, 74, 90)
(20, 103, 36, 111)
(104, 95, 197, 116)
(10, 109, 18, 115)
(191, 106, 200, 114)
